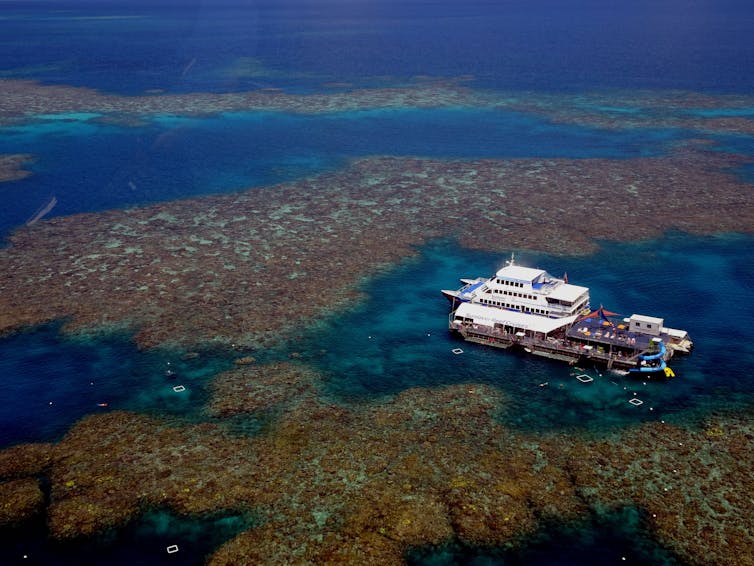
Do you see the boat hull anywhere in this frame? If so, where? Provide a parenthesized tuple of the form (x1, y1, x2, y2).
(441, 290, 468, 305)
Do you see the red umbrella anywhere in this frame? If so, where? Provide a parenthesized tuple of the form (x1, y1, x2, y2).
(580, 305, 621, 322)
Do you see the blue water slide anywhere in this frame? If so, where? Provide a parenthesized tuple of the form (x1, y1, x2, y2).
(628, 339, 668, 375)
(639, 340, 666, 361)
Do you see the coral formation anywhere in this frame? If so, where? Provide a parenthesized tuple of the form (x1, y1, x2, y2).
(0, 478, 45, 527)
(46, 411, 259, 539)
(504, 90, 754, 136)
(0, 79, 480, 124)
(206, 361, 321, 417)
(0, 360, 750, 564)
(0, 154, 34, 183)
(3, 79, 754, 136)
(567, 414, 754, 565)
(0, 443, 52, 529)
(0, 442, 54, 480)
(1, 148, 751, 349)
(2, 77, 753, 564)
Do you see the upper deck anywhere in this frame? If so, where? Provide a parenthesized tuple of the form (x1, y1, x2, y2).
(495, 264, 547, 283)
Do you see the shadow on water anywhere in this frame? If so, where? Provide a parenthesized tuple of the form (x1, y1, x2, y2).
(407, 506, 686, 566)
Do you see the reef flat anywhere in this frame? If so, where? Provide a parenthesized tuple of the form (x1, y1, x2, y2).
(0, 148, 752, 349)
(0, 362, 751, 564)
(503, 90, 754, 136)
(4, 80, 754, 137)
(0, 79, 480, 124)
(0, 154, 34, 183)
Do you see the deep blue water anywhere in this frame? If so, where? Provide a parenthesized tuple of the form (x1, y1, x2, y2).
(0, 108, 687, 239)
(0, 324, 233, 448)
(2, 1, 754, 94)
(0, 509, 254, 566)
(2, 1, 754, 563)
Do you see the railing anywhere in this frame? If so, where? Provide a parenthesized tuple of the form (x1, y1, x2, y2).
(450, 321, 642, 369)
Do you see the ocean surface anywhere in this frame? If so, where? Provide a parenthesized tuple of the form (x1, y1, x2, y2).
(2, 1, 754, 564)
(0, 108, 689, 238)
(3, 0, 754, 94)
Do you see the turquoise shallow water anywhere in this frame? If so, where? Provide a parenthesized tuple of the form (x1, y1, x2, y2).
(6, 233, 751, 448)
(3, 1, 754, 562)
(2, 233, 749, 563)
(303, 234, 754, 432)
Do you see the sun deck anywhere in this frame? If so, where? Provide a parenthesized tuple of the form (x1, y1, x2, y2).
(567, 317, 654, 352)
(449, 318, 646, 370)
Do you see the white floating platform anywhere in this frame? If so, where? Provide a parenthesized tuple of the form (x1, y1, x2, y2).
(575, 374, 594, 383)
(452, 348, 464, 355)
(628, 398, 644, 406)
(172, 385, 186, 393)
(166, 545, 179, 554)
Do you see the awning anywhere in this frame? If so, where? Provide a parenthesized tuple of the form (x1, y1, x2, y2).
(454, 302, 578, 334)
(579, 305, 621, 323)
(547, 283, 589, 302)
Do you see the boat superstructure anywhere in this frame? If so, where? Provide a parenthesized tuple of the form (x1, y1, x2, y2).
(442, 254, 590, 319)
(444, 255, 693, 377)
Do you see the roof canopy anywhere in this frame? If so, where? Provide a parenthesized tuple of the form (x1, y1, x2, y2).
(547, 283, 588, 302)
(629, 314, 663, 324)
(494, 264, 545, 282)
(578, 306, 621, 325)
(454, 302, 577, 335)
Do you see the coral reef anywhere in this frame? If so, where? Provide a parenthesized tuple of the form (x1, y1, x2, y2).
(0, 361, 751, 564)
(46, 411, 259, 539)
(567, 414, 754, 565)
(1, 148, 752, 349)
(0, 442, 54, 480)
(503, 90, 754, 136)
(0, 154, 34, 183)
(206, 361, 321, 417)
(3, 79, 754, 136)
(0, 443, 52, 529)
(2, 77, 753, 562)
(0, 478, 45, 527)
(0, 79, 480, 124)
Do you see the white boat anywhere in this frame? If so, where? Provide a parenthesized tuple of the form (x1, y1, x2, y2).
(441, 253, 590, 319)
